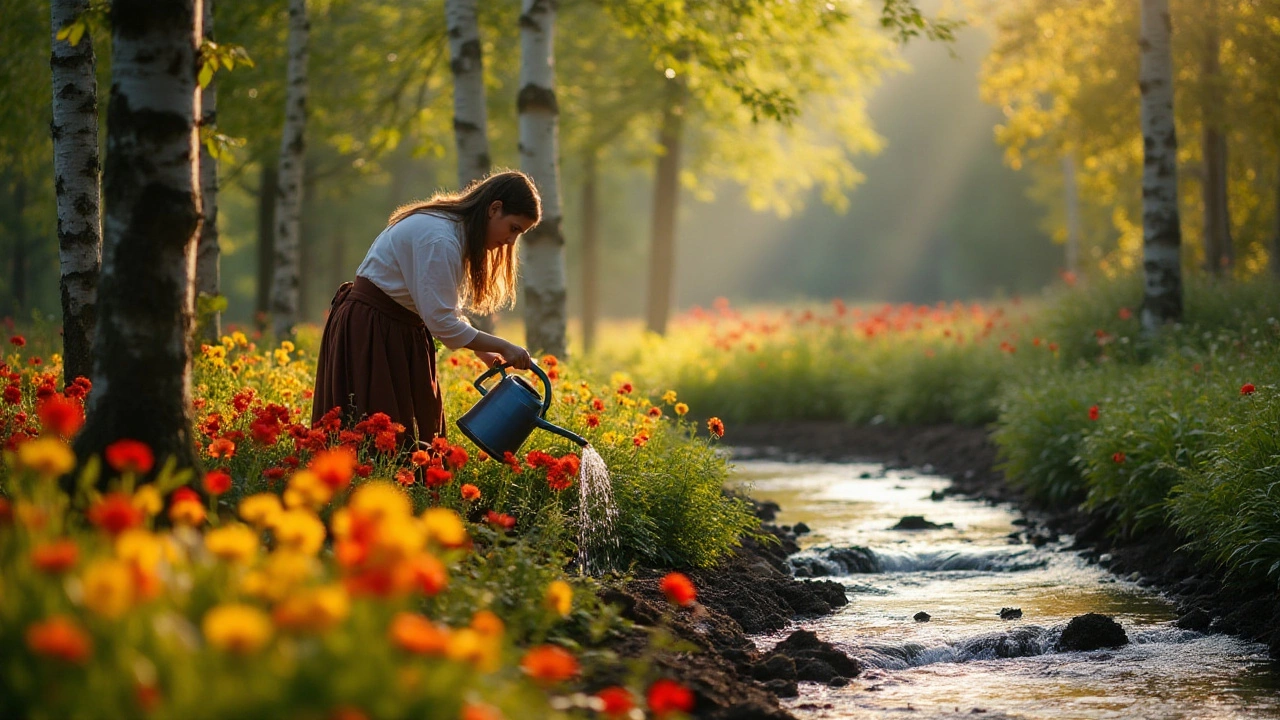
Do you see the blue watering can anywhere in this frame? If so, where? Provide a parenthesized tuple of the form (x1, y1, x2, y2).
(456, 362, 588, 459)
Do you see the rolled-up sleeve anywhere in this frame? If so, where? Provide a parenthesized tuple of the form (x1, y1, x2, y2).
(394, 221, 480, 350)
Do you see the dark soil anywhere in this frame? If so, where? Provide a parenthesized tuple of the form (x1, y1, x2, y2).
(726, 421, 1280, 661)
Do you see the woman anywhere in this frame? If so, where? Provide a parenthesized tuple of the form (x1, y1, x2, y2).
(312, 170, 538, 444)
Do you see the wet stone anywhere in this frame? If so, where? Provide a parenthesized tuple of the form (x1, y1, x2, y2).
(892, 515, 954, 531)
(1175, 608, 1212, 631)
(793, 521, 811, 535)
(914, 611, 932, 622)
(998, 607, 1023, 620)
(1058, 613, 1128, 651)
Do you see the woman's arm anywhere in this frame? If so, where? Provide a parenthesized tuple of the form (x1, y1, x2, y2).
(463, 331, 533, 370)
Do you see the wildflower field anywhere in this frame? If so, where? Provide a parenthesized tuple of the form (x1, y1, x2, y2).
(0, 325, 750, 719)
(590, 275, 1280, 590)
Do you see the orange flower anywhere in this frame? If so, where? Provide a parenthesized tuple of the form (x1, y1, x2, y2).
(520, 644, 579, 684)
(596, 686, 634, 717)
(660, 572, 697, 606)
(647, 678, 695, 715)
(707, 417, 725, 438)
(395, 468, 416, 487)
(461, 703, 504, 720)
(203, 469, 233, 495)
(410, 449, 431, 467)
(88, 492, 145, 536)
(105, 439, 154, 474)
(169, 487, 206, 526)
(400, 553, 449, 596)
(26, 616, 92, 664)
(460, 483, 481, 502)
(389, 612, 449, 655)
(310, 446, 357, 491)
(207, 437, 236, 459)
(31, 539, 79, 574)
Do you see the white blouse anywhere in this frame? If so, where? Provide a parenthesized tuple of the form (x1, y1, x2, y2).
(354, 212, 480, 350)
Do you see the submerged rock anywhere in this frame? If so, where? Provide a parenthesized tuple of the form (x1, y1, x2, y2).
(767, 629, 861, 684)
(1175, 607, 1212, 632)
(1058, 613, 1128, 651)
(913, 611, 931, 622)
(998, 607, 1023, 620)
(892, 515, 954, 531)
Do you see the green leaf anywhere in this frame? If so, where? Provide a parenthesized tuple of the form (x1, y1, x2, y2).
(198, 62, 215, 89)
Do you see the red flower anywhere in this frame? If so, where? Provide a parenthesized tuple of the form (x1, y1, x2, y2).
(105, 439, 154, 475)
(541, 354, 558, 368)
(87, 493, 144, 536)
(659, 572, 697, 606)
(591, 398, 605, 412)
(520, 645, 579, 684)
(526, 450, 555, 469)
(410, 450, 431, 467)
(1087, 405, 1100, 422)
(647, 678, 695, 715)
(707, 417, 725, 438)
(1112, 452, 1126, 465)
(395, 468, 416, 487)
(1118, 307, 1133, 320)
(596, 686, 634, 717)
(10, 335, 26, 347)
(355, 463, 373, 478)
(445, 445, 469, 469)
(31, 539, 80, 574)
(485, 511, 516, 531)
(38, 395, 84, 438)
(263, 467, 287, 481)
(648, 406, 662, 418)
(1241, 383, 1256, 395)
(3, 384, 21, 405)
(207, 437, 236, 459)
(203, 469, 233, 495)
(310, 446, 357, 491)
(617, 382, 633, 395)
(503, 452, 523, 474)
(425, 467, 453, 487)
(586, 414, 601, 428)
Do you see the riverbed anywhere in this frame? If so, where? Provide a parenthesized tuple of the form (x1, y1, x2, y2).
(728, 459, 1280, 719)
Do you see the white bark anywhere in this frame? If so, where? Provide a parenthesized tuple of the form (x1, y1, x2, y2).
(518, 0, 567, 357)
(1139, 0, 1183, 331)
(76, 0, 203, 477)
(50, 0, 102, 384)
(196, 0, 221, 340)
(271, 0, 308, 338)
(447, 0, 490, 188)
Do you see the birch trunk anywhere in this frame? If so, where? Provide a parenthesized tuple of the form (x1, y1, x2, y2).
(646, 79, 685, 336)
(448, 0, 495, 334)
(270, 0, 308, 338)
(50, 0, 102, 384)
(1200, 5, 1232, 275)
(1139, 0, 1183, 331)
(196, 0, 221, 340)
(581, 151, 599, 353)
(448, 0, 490, 187)
(518, 0, 566, 358)
(255, 161, 276, 330)
(75, 0, 203, 479)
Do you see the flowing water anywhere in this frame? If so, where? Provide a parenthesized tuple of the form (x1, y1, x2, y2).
(576, 445, 618, 575)
(728, 458, 1280, 719)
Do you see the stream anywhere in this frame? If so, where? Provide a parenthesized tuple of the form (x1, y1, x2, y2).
(727, 459, 1280, 719)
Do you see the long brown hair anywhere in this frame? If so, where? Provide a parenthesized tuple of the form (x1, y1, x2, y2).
(387, 170, 541, 315)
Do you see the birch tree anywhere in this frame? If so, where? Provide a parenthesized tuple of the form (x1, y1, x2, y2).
(518, 0, 566, 357)
(1139, 0, 1183, 329)
(49, 0, 102, 384)
(75, 0, 204, 477)
(196, 0, 221, 340)
(270, 0, 308, 338)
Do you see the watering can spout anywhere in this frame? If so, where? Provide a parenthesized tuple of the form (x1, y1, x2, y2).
(535, 417, 589, 447)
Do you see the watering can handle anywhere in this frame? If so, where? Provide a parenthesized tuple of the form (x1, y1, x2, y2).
(473, 361, 554, 418)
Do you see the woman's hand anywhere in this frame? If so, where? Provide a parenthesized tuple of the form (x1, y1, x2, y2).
(500, 340, 533, 370)
(474, 350, 504, 368)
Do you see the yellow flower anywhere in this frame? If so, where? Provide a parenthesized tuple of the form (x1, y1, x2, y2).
(272, 585, 349, 633)
(231, 331, 248, 347)
(82, 559, 135, 619)
(16, 437, 76, 477)
(131, 486, 163, 517)
(544, 580, 573, 617)
(283, 470, 332, 509)
(273, 510, 326, 555)
(350, 482, 412, 520)
(422, 508, 468, 549)
(203, 603, 273, 654)
(446, 627, 500, 671)
(221, 335, 236, 350)
(662, 390, 678, 404)
(379, 515, 427, 559)
(205, 524, 260, 564)
(674, 403, 689, 416)
(239, 493, 283, 528)
(116, 529, 166, 570)
(279, 340, 295, 353)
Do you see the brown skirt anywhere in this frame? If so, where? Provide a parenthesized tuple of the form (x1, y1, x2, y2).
(311, 276, 444, 443)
